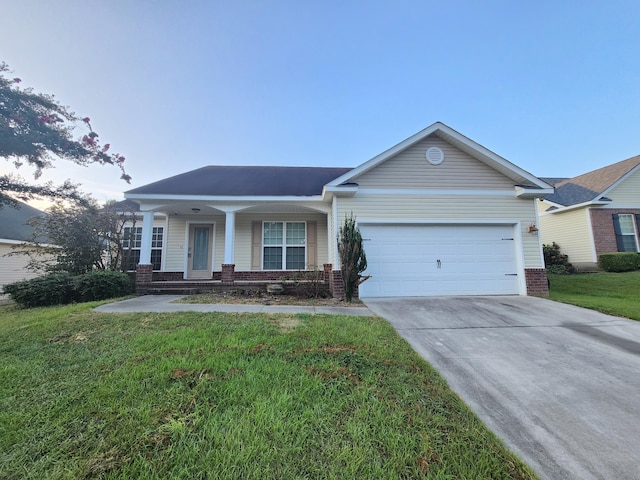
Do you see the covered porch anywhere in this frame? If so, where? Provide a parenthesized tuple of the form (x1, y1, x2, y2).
(131, 200, 346, 298)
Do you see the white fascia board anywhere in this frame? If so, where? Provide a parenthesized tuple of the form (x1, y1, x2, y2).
(322, 185, 358, 201)
(0, 238, 59, 247)
(326, 121, 553, 190)
(354, 188, 516, 197)
(515, 186, 555, 198)
(126, 194, 326, 203)
(356, 218, 522, 226)
(598, 163, 640, 199)
(544, 199, 610, 214)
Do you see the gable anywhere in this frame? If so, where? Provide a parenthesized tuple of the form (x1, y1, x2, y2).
(352, 135, 516, 190)
(605, 166, 640, 206)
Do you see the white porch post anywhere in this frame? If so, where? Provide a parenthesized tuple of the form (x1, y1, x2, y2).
(139, 211, 154, 265)
(224, 210, 235, 264)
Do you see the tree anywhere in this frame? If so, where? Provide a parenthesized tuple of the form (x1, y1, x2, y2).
(0, 62, 130, 207)
(21, 199, 138, 275)
(337, 213, 368, 302)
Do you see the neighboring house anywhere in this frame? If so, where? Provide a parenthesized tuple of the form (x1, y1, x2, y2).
(538, 155, 640, 270)
(124, 122, 553, 297)
(0, 200, 47, 297)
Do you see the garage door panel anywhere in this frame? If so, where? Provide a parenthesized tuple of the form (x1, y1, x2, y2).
(359, 225, 520, 297)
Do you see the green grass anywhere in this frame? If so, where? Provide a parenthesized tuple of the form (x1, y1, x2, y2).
(0, 302, 537, 479)
(549, 270, 640, 320)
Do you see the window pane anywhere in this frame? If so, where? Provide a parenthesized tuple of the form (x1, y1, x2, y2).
(263, 247, 282, 269)
(125, 249, 141, 272)
(151, 249, 162, 271)
(286, 247, 305, 270)
(152, 227, 163, 248)
(263, 222, 283, 245)
(619, 214, 635, 234)
(619, 236, 638, 252)
(286, 222, 306, 245)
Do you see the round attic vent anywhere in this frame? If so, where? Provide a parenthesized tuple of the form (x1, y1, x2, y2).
(426, 146, 445, 165)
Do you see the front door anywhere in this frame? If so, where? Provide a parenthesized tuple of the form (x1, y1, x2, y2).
(187, 224, 213, 279)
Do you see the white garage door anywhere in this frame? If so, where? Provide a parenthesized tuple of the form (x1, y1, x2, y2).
(358, 224, 520, 297)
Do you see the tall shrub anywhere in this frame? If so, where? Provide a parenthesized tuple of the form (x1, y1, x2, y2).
(338, 213, 367, 302)
(542, 242, 575, 274)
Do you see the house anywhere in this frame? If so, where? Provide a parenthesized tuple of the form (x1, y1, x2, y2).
(124, 122, 553, 298)
(538, 155, 640, 270)
(0, 200, 46, 297)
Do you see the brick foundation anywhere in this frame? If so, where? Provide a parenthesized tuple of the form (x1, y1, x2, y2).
(135, 264, 153, 294)
(221, 264, 235, 284)
(525, 268, 549, 297)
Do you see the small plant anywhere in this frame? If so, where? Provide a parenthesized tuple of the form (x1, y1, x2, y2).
(290, 267, 326, 298)
(543, 242, 575, 274)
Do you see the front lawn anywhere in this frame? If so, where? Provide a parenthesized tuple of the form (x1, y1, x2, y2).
(0, 303, 537, 479)
(549, 270, 640, 320)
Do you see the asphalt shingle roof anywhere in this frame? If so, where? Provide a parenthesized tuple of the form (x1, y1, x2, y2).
(543, 155, 640, 206)
(0, 201, 46, 242)
(126, 166, 353, 197)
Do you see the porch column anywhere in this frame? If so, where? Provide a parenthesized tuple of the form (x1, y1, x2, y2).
(224, 211, 235, 264)
(139, 211, 154, 265)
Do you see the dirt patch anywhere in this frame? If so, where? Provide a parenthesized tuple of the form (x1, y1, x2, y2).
(175, 290, 364, 307)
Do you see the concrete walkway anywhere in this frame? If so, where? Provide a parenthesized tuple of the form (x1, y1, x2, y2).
(94, 295, 373, 316)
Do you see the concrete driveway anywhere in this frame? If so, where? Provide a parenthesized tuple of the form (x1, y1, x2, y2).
(364, 296, 640, 480)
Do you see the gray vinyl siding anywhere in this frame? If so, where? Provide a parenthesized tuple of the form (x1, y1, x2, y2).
(354, 136, 516, 190)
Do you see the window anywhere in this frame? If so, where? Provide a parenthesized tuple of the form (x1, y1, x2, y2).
(263, 222, 306, 270)
(123, 226, 164, 270)
(613, 214, 639, 252)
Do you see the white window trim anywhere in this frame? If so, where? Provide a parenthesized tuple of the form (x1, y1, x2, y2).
(124, 226, 164, 271)
(262, 221, 307, 270)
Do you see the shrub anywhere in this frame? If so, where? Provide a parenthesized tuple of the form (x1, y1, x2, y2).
(74, 270, 134, 302)
(2, 272, 77, 308)
(3, 270, 134, 308)
(543, 242, 576, 273)
(598, 253, 640, 272)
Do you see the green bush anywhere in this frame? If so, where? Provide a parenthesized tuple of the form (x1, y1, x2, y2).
(598, 253, 640, 272)
(74, 270, 134, 302)
(2, 273, 77, 308)
(3, 270, 134, 308)
(543, 242, 576, 273)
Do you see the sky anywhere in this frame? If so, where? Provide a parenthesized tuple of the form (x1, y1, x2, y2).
(2, 0, 640, 207)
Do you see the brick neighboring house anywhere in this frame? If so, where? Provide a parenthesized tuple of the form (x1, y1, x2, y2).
(538, 155, 640, 270)
(124, 122, 553, 298)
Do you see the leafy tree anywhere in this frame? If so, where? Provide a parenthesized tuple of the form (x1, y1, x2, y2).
(338, 213, 368, 302)
(21, 199, 138, 275)
(0, 62, 130, 207)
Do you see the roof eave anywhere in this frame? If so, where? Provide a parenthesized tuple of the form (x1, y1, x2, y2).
(515, 186, 555, 198)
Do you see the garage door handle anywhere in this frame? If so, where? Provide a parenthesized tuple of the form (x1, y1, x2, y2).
(437, 259, 441, 269)
(505, 273, 518, 276)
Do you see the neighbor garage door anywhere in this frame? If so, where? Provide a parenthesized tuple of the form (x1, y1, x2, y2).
(358, 224, 520, 297)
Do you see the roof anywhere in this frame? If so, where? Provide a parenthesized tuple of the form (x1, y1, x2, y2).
(543, 155, 640, 206)
(126, 166, 352, 197)
(327, 122, 553, 191)
(0, 200, 46, 242)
